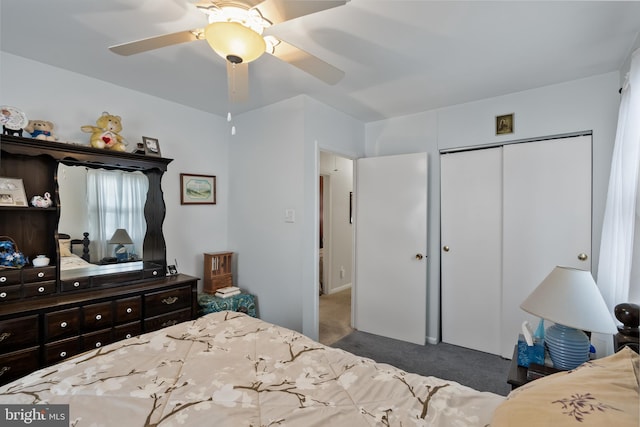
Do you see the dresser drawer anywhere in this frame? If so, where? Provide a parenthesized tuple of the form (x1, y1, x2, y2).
(23, 280, 56, 298)
(92, 271, 143, 287)
(82, 329, 113, 351)
(0, 285, 22, 302)
(61, 277, 90, 292)
(144, 308, 191, 333)
(0, 346, 39, 386)
(143, 266, 164, 279)
(22, 266, 56, 283)
(114, 296, 141, 324)
(45, 308, 81, 342)
(0, 315, 39, 352)
(44, 337, 80, 365)
(82, 301, 113, 331)
(114, 321, 142, 341)
(0, 270, 21, 286)
(145, 286, 191, 318)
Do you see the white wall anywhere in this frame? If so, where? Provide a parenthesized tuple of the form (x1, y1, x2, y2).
(229, 95, 363, 337)
(0, 52, 229, 282)
(365, 72, 621, 344)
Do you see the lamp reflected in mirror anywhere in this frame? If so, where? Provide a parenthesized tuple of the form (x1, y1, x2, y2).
(109, 228, 133, 261)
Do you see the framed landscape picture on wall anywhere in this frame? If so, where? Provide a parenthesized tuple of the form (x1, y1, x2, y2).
(180, 173, 216, 205)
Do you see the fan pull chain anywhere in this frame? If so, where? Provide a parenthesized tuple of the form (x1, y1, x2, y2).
(227, 111, 236, 136)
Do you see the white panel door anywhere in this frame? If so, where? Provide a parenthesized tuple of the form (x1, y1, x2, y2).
(441, 148, 503, 354)
(354, 153, 428, 345)
(501, 135, 592, 358)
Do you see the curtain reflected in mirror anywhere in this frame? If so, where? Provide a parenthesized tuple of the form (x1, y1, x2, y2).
(58, 164, 148, 268)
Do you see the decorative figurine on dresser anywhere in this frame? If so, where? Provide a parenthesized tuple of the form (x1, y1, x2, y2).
(198, 252, 257, 317)
(0, 135, 199, 386)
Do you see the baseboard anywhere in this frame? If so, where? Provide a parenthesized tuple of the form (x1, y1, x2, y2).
(327, 283, 352, 294)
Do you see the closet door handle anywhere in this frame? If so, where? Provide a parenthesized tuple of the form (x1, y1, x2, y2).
(578, 253, 588, 261)
(415, 253, 424, 260)
(442, 246, 450, 252)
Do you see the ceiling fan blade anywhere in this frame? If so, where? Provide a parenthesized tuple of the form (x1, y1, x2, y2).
(109, 30, 201, 56)
(256, 0, 348, 25)
(270, 40, 344, 85)
(227, 61, 249, 103)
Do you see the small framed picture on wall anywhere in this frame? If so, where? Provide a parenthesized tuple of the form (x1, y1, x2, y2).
(496, 113, 514, 135)
(180, 173, 216, 205)
(142, 136, 161, 156)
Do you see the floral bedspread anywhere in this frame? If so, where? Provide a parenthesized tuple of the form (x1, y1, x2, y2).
(0, 312, 504, 426)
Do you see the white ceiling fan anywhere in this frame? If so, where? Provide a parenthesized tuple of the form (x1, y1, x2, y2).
(109, 0, 348, 103)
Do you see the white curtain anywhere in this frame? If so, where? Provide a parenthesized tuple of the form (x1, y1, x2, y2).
(597, 48, 640, 314)
(86, 169, 148, 261)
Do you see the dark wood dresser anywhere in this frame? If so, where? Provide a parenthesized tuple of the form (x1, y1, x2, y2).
(0, 135, 198, 385)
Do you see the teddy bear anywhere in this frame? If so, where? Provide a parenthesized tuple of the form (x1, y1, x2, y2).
(81, 112, 127, 151)
(24, 120, 57, 141)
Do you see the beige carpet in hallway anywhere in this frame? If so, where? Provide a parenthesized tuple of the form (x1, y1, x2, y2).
(319, 288, 354, 345)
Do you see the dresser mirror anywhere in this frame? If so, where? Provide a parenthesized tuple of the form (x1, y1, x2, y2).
(58, 163, 148, 272)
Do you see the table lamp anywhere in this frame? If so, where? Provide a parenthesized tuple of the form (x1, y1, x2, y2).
(520, 266, 617, 370)
(109, 228, 133, 261)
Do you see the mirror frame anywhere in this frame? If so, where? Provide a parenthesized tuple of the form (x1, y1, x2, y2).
(2, 137, 173, 274)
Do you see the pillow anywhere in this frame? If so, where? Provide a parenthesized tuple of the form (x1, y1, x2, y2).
(59, 239, 73, 257)
(491, 347, 639, 427)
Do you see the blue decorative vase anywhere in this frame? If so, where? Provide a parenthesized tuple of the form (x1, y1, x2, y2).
(545, 323, 590, 370)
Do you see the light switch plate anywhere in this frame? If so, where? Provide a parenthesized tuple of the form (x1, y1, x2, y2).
(285, 209, 295, 223)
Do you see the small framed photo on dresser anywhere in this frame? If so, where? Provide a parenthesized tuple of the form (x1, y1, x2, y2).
(142, 136, 161, 157)
(0, 177, 28, 207)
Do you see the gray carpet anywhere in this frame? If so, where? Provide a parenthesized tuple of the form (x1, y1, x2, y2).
(331, 330, 512, 396)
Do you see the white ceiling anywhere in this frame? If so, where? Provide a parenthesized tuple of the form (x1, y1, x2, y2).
(1, 1, 639, 122)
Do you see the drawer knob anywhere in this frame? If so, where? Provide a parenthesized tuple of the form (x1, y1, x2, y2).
(0, 332, 12, 342)
(60, 321, 68, 328)
(0, 277, 6, 283)
(0, 292, 6, 298)
(95, 342, 102, 348)
(38, 286, 45, 293)
(95, 314, 102, 320)
(0, 366, 10, 376)
(125, 333, 132, 339)
(73, 281, 80, 287)
(38, 272, 45, 278)
(60, 351, 67, 358)
(126, 308, 133, 314)
(152, 271, 158, 276)
(162, 297, 178, 305)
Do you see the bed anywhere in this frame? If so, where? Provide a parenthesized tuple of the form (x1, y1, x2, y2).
(59, 232, 93, 270)
(0, 311, 637, 426)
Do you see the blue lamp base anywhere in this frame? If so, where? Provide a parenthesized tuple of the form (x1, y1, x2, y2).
(545, 323, 590, 370)
(114, 244, 128, 262)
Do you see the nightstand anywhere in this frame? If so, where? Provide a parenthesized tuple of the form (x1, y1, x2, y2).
(197, 292, 257, 318)
(507, 345, 561, 389)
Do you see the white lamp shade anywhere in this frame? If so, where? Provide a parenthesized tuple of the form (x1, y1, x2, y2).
(520, 266, 617, 334)
(205, 21, 266, 64)
(108, 228, 133, 245)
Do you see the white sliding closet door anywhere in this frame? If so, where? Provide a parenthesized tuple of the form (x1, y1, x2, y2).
(501, 135, 592, 358)
(441, 148, 503, 354)
(440, 135, 592, 358)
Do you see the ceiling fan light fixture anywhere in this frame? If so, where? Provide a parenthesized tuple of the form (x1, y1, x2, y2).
(205, 21, 266, 64)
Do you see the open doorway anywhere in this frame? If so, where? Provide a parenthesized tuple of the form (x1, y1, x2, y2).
(318, 151, 354, 345)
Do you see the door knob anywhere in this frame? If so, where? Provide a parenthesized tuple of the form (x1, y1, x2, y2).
(443, 246, 450, 252)
(415, 253, 424, 260)
(578, 253, 588, 261)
